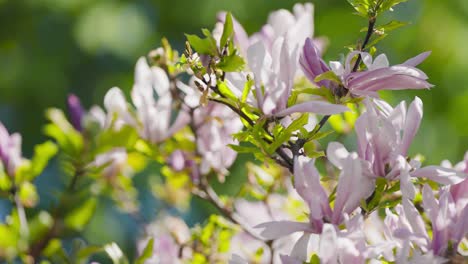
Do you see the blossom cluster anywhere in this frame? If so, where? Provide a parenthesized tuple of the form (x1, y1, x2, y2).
(0, 1, 467, 263)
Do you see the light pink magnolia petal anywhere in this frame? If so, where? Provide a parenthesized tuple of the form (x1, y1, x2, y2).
(402, 51, 431, 67)
(402, 198, 429, 241)
(166, 110, 191, 140)
(275, 101, 348, 117)
(411, 166, 467, 185)
(294, 157, 332, 221)
(332, 153, 374, 224)
(347, 65, 429, 88)
(319, 224, 338, 263)
(290, 233, 311, 262)
(326, 142, 350, 169)
(398, 97, 423, 156)
(255, 221, 311, 240)
(422, 184, 439, 222)
(247, 41, 267, 107)
(453, 205, 468, 242)
(279, 255, 302, 264)
(229, 254, 249, 264)
(351, 74, 433, 93)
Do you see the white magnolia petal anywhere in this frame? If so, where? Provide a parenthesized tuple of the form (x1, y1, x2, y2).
(411, 166, 467, 185)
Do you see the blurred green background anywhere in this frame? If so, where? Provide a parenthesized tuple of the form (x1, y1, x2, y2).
(1, 0, 467, 261)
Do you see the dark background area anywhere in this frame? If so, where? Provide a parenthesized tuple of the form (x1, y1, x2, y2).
(1, 0, 467, 260)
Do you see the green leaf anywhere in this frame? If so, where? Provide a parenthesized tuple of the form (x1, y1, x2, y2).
(217, 53, 245, 72)
(185, 33, 218, 55)
(29, 141, 58, 180)
(378, 0, 408, 14)
(375, 20, 408, 33)
(76, 245, 103, 262)
(314, 71, 342, 85)
(285, 114, 309, 135)
(347, 0, 371, 17)
(241, 76, 253, 103)
(217, 81, 237, 101)
(220, 12, 234, 48)
(310, 254, 321, 264)
(96, 125, 138, 153)
(366, 33, 388, 49)
(18, 182, 39, 207)
(0, 166, 12, 191)
(228, 144, 260, 154)
(64, 198, 97, 231)
(44, 108, 83, 156)
(135, 238, 154, 264)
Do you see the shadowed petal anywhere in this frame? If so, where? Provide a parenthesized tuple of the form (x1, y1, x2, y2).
(255, 221, 312, 240)
(275, 101, 348, 117)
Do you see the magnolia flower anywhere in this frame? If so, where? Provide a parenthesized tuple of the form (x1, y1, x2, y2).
(383, 185, 468, 261)
(421, 185, 468, 256)
(137, 215, 191, 264)
(328, 97, 466, 198)
(88, 57, 190, 143)
(300, 39, 433, 96)
(232, 194, 303, 263)
(246, 37, 348, 117)
(86, 87, 136, 131)
(89, 148, 129, 179)
(0, 122, 23, 177)
(131, 57, 190, 143)
(193, 102, 243, 176)
(256, 157, 372, 262)
(215, 4, 346, 117)
(218, 3, 317, 57)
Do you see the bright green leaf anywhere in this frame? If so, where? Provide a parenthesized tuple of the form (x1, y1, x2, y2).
(185, 33, 218, 56)
(135, 238, 154, 264)
(64, 198, 97, 231)
(314, 71, 342, 85)
(220, 12, 234, 48)
(217, 53, 245, 72)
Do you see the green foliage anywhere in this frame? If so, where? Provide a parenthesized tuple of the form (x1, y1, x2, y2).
(220, 12, 234, 49)
(314, 71, 341, 86)
(64, 198, 97, 231)
(185, 30, 218, 56)
(135, 238, 154, 264)
(44, 108, 83, 157)
(217, 53, 245, 72)
(347, 0, 409, 17)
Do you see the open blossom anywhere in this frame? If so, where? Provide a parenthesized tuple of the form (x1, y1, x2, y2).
(328, 97, 466, 198)
(218, 3, 317, 57)
(379, 185, 468, 262)
(232, 190, 306, 263)
(255, 156, 373, 262)
(214, 4, 347, 117)
(300, 38, 433, 96)
(193, 102, 242, 176)
(0, 122, 23, 177)
(137, 215, 191, 264)
(88, 57, 190, 143)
